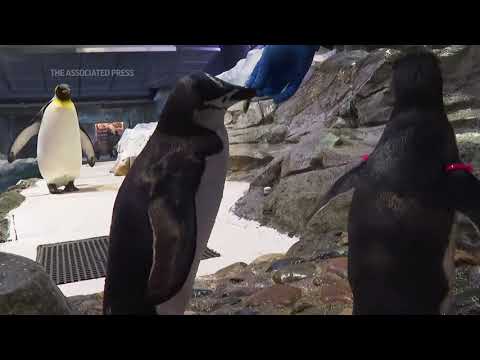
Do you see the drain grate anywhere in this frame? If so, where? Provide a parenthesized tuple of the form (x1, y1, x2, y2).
(36, 236, 221, 285)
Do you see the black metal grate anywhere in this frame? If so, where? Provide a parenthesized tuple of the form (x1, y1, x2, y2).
(36, 236, 221, 285)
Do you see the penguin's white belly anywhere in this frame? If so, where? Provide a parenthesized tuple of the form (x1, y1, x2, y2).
(154, 125, 229, 315)
(37, 105, 82, 186)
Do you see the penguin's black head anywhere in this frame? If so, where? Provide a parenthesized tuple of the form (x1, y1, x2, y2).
(55, 83, 71, 101)
(157, 72, 256, 134)
(391, 47, 443, 109)
(188, 72, 257, 110)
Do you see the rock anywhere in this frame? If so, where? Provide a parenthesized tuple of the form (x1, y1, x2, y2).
(0, 190, 26, 242)
(213, 262, 248, 279)
(229, 145, 274, 172)
(234, 308, 259, 315)
(245, 284, 302, 307)
(263, 187, 272, 196)
(272, 262, 317, 284)
(0, 252, 72, 315)
(68, 293, 103, 315)
(250, 253, 285, 266)
(250, 158, 284, 188)
(266, 257, 305, 273)
(247, 253, 286, 274)
(339, 307, 353, 315)
(112, 156, 135, 176)
(322, 257, 349, 279)
(192, 288, 214, 298)
(455, 249, 480, 267)
(454, 288, 480, 315)
(469, 266, 480, 288)
(0, 158, 41, 193)
(280, 132, 343, 177)
(302, 190, 353, 241)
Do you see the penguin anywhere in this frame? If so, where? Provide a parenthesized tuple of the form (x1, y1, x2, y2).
(103, 72, 256, 315)
(8, 84, 96, 194)
(314, 48, 480, 315)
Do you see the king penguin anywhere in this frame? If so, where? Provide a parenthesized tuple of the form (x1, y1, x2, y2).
(8, 84, 96, 194)
(315, 48, 480, 315)
(103, 72, 257, 315)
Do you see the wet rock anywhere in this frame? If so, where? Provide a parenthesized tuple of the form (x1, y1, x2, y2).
(246, 254, 286, 275)
(0, 252, 72, 315)
(287, 232, 348, 260)
(246, 284, 302, 307)
(272, 262, 317, 284)
(266, 257, 306, 273)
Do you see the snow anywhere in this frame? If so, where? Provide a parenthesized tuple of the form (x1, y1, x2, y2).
(116, 122, 157, 161)
(217, 48, 264, 86)
(0, 161, 297, 297)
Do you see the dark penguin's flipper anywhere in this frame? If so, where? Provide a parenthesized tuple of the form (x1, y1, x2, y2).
(64, 181, 79, 192)
(307, 161, 367, 222)
(47, 184, 62, 194)
(146, 197, 197, 305)
(8, 100, 51, 163)
(79, 126, 96, 167)
(446, 170, 480, 230)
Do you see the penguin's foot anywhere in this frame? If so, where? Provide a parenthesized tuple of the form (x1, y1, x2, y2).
(47, 184, 62, 194)
(64, 181, 79, 192)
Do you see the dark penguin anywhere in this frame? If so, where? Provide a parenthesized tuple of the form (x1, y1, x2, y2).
(103, 72, 256, 315)
(316, 48, 480, 315)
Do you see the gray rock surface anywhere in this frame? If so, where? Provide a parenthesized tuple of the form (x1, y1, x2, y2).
(0, 252, 72, 315)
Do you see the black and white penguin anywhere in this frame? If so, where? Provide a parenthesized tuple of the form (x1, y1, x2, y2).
(103, 72, 256, 315)
(8, 84, 96, 194)
(316, 48, 480, 315)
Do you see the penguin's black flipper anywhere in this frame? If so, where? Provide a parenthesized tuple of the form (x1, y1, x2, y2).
(8, 121, 41, 163)
(307, 161, 367, 222)
(7, 99, 51, 163)
(146, 196, 196, 305)
(446, 170, 480, 230)
(79, 126, 96, 167)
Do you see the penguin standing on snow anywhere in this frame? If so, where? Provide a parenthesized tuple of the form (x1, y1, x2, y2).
(103, 72, 256, 315)
(8, 84, 96, 194)
(315, 48, 480, 315)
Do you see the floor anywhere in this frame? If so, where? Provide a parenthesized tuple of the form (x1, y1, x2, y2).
(0, 161, 297, 297)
